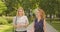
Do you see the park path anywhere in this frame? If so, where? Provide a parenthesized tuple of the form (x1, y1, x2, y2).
(27, 22, 58, 32)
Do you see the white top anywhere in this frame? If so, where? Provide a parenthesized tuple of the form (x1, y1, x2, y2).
(13, 16, 29, 31)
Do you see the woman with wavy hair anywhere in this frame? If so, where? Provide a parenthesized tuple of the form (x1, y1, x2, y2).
(33, 8, 46, 32)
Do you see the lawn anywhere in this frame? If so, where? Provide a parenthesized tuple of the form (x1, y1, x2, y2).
(0, 25, 13, 32)
(47, 21, 60, 32)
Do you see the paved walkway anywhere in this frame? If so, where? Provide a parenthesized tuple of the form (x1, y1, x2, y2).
(27, 22, 58, 32)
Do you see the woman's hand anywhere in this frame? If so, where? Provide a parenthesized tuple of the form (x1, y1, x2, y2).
(20, 23, 27, 27)
(16, 23, 29, 28)
(16, 24, 22, 28)
(16, 23, 25, 28)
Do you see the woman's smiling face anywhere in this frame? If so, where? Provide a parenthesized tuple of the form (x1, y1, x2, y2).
(18, 8, 24, 16)
(36, 10, 42, 18)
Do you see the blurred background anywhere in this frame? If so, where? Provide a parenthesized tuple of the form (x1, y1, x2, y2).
(0, 0, 60, 32)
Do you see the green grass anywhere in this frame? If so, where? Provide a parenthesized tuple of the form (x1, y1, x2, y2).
(52, 23, 60, 32)
(47, 21, 60, 32)
(0, 25, 13, 32)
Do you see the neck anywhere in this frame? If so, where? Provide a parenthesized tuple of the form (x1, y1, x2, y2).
(18, 15, 23, 17)
(37, 17, 41, 22)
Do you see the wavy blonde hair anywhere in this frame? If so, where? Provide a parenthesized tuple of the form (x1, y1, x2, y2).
(35, 8, 46, 19)
(16, 7, 25, 16)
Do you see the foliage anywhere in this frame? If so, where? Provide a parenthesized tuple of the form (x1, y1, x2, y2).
(0, 17, 13, 25)
(0, 0, 7, 16)
(0, 0, 59, 18)
(0, 17, 8, 25)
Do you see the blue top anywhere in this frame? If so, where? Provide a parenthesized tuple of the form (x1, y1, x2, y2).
(34, 19, 44, 32)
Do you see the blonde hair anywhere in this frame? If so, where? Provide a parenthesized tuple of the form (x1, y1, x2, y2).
(16, 7, 25, 16)
(35, 8, 46, 19)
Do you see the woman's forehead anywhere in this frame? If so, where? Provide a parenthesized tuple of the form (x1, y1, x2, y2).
(18, 10, 23, 12)
(18, 8, 23, 10)
(36, 10, 39, 12)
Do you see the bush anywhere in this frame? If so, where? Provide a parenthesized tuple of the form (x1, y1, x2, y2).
(0, 16, 13, 25)
(0, 17, 8, 25)
(3, 26, 13, 32)
(6, 17, 13, 24)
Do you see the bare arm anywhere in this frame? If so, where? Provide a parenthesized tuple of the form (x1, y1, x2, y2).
(43, 20, 47, 32)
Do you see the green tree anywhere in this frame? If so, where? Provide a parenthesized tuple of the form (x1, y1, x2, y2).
(0, 0, 7, 16)
(2, 0, 60, 18)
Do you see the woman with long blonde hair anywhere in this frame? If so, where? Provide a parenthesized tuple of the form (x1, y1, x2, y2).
(13, 7, 29, 32)
(33, 8, 46, 32)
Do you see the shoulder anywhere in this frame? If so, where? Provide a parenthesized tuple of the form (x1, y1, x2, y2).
(23, 15, 28, 18)
(22, 16, 28, 20)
